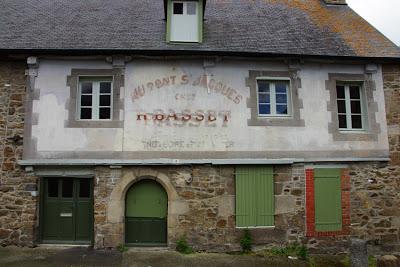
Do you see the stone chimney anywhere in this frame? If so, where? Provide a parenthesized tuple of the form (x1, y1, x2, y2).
(323, 0, 347, 4)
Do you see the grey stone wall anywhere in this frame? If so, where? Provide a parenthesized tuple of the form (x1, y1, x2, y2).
(349, 162, 400, 253)
(93, 165, 306, 251)
(0, 61, 38, 246)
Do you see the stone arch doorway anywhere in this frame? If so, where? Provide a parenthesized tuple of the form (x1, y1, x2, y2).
(125, 179, 168, 246)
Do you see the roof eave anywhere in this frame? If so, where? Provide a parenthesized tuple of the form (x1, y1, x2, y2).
(1, 49, 400, 63)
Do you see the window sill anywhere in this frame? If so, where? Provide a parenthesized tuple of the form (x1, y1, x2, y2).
(258, 115, 292, 119)
(248, 116, 305, 127)
(339, 129, 366, 133)
(167, 40, 201, 44)
(235, 226, 275, 229)
(64, 120, 123, 128)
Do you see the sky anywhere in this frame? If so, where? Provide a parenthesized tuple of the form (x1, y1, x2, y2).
(347, 0, 400, 46)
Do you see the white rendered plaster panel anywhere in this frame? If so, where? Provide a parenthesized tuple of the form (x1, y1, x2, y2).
(33, 60, 123, 152)
(30, 59, 389, 155)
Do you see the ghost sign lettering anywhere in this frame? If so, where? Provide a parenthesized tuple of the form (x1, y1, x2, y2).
(131, 74, 243, 104)
(131, 73, 243, 127)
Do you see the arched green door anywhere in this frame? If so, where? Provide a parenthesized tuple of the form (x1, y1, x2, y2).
(125, 180, 168, 246)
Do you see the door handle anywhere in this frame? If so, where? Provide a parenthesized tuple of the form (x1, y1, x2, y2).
(60, 213, 73, 217)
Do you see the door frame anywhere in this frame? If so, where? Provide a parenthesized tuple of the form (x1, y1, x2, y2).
(39, 177, 94, 245)
(124, 179, 168, 247)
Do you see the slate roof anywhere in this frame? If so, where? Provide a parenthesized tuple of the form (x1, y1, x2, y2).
(1, 0, 399, 58)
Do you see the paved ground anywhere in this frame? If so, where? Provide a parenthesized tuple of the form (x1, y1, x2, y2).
(0, 246, 356, 267)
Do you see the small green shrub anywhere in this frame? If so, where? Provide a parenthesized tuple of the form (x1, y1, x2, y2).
(308, 256, 317, 267)
(368, 255, 377, 267)
(117, 244, 128, 253)
(296, 244, 308, 260)
(340, 256, 350, 267)
(270, 246, 287, 256)
(240, 229, 252, 253)
(176, 236, 193, 254)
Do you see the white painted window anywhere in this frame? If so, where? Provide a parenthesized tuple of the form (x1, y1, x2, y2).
(77, 79, 113, 120)
(256, 78, 291, 117)
(336, 84, 366, 130)
(170, 1, 199, 42)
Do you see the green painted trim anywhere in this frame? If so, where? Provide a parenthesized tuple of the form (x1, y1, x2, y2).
(38, 177, 44, 243)
(166, 0, 172, 42)
(198, 0, 203, 43)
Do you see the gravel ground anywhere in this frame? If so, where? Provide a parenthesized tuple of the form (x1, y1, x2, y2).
(0, 246, 356, 267)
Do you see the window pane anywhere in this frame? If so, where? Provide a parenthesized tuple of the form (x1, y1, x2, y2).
(351, 101, 361, 114)
(338, 115, 347, 128)
(258, 93, 270, 103)
(276, 93, 287, 104)
(351, 115, 362, 129)
(100, 82, 111, 94)
(173, 2, 183, 14)
(99, 108, 111, 119)
(80, 108, 92, 119)
(81, 82, 92, 94)
(187, 2, 196, 15)
(337, 100, 346, 113)
(100, 95, 111, 106)
(350, 86, 360, 99)
(275, 82, 287, 93)
(259, 104, 270, 115)
(79, 179, 90, 198)
(48, 180, 58, 198)
(257, 81, 270, 93)
(276, 104, 288, 115)
(81, 95, 92, 107)
(62, 179, 73, 198)
(336, 86, 345, 99)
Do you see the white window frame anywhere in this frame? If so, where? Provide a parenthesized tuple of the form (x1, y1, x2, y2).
(256, 77, 292, 117)
(337, 83, 367, 132)
(77, 77, 113, 121)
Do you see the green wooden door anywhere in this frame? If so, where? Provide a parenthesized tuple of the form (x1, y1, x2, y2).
(41, 178, 93, 244)
(125, 180, 168, 246)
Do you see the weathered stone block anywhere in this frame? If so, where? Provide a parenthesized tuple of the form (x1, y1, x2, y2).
(377, 255, 400, 267)
(0, 229, 11, 239)
(275, 195, 296, 214)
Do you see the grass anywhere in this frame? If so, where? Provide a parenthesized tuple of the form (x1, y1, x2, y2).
(264, 242, 309, 260)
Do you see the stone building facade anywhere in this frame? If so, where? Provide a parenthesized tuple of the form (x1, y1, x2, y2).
(0, 61, 398, 253)
(0, 0, 400, 255)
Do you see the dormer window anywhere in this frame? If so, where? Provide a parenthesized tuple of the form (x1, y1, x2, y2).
(167, 0, 203, 43)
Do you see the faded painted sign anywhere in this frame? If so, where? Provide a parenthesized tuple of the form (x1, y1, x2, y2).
(131, 74, 243, 105)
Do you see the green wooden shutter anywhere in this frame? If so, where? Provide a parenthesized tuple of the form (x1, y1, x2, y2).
(235, 166, 274, 227)
(314, 168, 342, 232)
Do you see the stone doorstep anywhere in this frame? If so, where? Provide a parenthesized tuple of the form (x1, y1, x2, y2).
(38, 244, 92, 249)
(126, 247, 170, 252)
